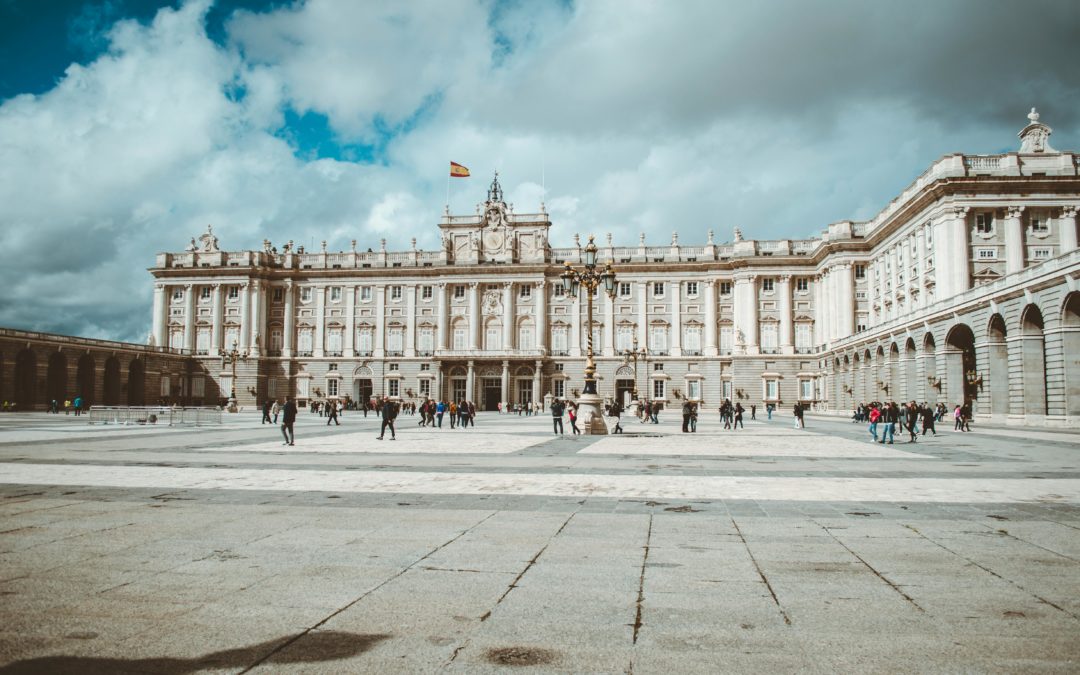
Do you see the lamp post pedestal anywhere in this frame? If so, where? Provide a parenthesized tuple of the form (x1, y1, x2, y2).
(575, 391, 608, 435)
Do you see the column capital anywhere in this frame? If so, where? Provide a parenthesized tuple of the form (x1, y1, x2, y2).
(778, 274, 792, 284)
(1061, 205, 1078, 219)
(503, 281, 514, 289)
(1007, 205, 1025, 219)
(534, 279, 546, 289)
(953, 205, 970, 219)
(468, 281, 479, 289)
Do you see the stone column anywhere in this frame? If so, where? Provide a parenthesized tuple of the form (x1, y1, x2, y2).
(466, 360, 475, 401)
(813, 272, 825, 346)
(211, 284, 223, 356)
(152, 283, 167, 348)
(603, 288, 615, 357)
(283, 281, 295, 357)
(239, 282, 250, 351)
(183, 284, 196, 353)
(406, 285, 417, 357)
(778, 275, 793, 353)
(1004, 205, 1026, 275)
(637, 280, 648, 350)
(836, 264, 854, 340)
(374, 285, 386, 357)
(501, 360, 510, 409)
(535, 281, 547, 352)
(570, 286, 582, 357)
(313, 286, 325, 358)
(704, 279, 718, 356)
(670, 281, 682, 356)
(249, 281, 263, 357)
(1061, 206, 1078, 254)
(344, 285, 356, 357)
(733, 274, 758, 354)
(435, 367, 444, 401)
(915, 228, 927, 309)
(951, 206, 971, 294)
(532, 360, 542, 405)
(436, 283, 448, 350)
(502, 282, 514, 351)
(468, 282, 480, 351)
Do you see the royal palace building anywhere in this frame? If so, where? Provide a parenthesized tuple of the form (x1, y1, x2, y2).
(136, 109, 1080, 425)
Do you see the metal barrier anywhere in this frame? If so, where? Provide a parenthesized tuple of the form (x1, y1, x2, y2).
(87, 406, 223, 427)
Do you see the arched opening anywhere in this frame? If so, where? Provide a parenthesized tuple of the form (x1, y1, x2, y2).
(127, 358, 146, 406)
(861, 349, 872, 402)
(902, 336, 920, 399)
(103, 357, 121, 405)
(1062, 294, 1080, 416)
(353, 365, 374, 404)
(986, 315, 1009, 417)
(944, 324, 977, 406)
(76, 354, 95, 403)
(14, 349, 37, 410)
(1019, 304, 1047, 416)
(46, 352, 67, 406)
(887, 343, 900, 402)
(918, 335, 934, 403)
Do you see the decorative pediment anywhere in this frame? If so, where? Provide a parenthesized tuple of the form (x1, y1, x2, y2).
(793, 314, 814, 322)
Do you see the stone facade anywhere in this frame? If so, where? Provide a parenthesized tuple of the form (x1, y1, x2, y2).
(138, 110, 1078, 424)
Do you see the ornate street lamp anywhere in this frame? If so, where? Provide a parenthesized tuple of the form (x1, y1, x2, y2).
(560, 235, 617, 434)
(221, 340, 248, 413)
(618, 334, 648, 415)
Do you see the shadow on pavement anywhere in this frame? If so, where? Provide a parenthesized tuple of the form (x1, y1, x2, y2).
(0, 630, 391, 674)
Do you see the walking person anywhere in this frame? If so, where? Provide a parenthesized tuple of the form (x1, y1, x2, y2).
(280, 396, 297, 446)
(568, 404, 580, 434)
(868, 403, 881, 442)
(681, 400, 692, 433)
(551, 398, 565, 435)
(650, 400, 660, 424)
(271, 399, 280, 424)
(377, 396, 397, 440)
(794, 402, 805, 429)
(689, 403, 698, 432)
(953, 405, 963, 431)
(750, 404, 756, 420)
(905, 401, 919, 443)
(436, 400, 446, 428)
(449, 401, 458, 428)
(611, 399, 623, 434)
(920, 403, 936, 436)
(327, 401, 340, 426)
(882, 402, 897, 444)
(734, 402, 744, 429)
(73, 395, 83, 417)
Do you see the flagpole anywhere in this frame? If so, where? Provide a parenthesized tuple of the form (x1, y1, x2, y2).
(446, 165, 450, 211)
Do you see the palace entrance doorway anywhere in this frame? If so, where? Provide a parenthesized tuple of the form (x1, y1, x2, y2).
(481, 377, 501, 411)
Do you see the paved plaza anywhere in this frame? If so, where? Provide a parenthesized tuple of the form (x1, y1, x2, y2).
(0, 410, 1078, 673)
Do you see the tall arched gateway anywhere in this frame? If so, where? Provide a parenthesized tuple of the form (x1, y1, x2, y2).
(14, 349, 36, 409)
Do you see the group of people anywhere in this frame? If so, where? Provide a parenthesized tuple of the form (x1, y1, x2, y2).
(414, 399, 478, 429)
(6, 397, 88, 414)
(858, 400, 973, 443)
(497, 401, 543, 415)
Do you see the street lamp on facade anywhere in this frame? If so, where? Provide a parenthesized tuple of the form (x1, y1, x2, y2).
(221, 340, 248, 413)
(618, 334, 648, 414)
(560, 235, 616, 433)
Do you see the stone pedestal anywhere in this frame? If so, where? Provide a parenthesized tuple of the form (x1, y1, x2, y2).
(227, 397, 239, 413)
(575, 393, 609, 435)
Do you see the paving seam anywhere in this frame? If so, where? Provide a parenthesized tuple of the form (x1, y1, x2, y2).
(812, 519, 925, 612)
(730, 517, 792, 626)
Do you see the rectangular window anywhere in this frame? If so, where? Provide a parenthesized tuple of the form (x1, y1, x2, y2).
(800, 380, 813, 400)
(683, 326, 702, 352)
(519, 285, 531, 299)
(764, 379, 778, 400)
(653, 363, 664, 372)
(1032, 247, 1052, 259)
(387, 328, 404, 353)
(196, 329, 210, 353)
(422, 285, 433, 300)
(192, 375, 205, 398)
(200, 287, 211, 300)
(327, 329, 343, 353)
(554, 363, 564, 372)
(687, 379, 700, 400)
(761, 322, 778, 354)
(388, 379, 399, 397)
(854, 264, 866, 279)
(420, 363, 430, 371)
(795, 323, 811, 351)
(419, 379, 431, 397)
(390, 286, 402, 300)
(357, 329, 373, 354)
(649, 325, 668, 353)
(453, 327, 467, 350)
(762, 278, 774, 292)
(518, 326, 534, 350)
(360, 286, 372, 301)
(652, 282, 665, 297)
(219, 375, 232, 398)
(271, 329, 283, 351)
(1030, 215, 1048, 233)
(300, 287, 312, 303)
(719, 282, 732, 295)
(172, 289, 184, 301)
(327, 379, 338, 397)
(329, 287, 342, 302)
(653, 379, 665, 399)
(796, 278, 808, 292)
(554, 379, 565, 398)
(552, 326, 568, 352)
(389, 363, 399, 371)
(485, 326, 501, 350)
(618, 282, 631, 297)
(273, 288, 284, 302)
(227, 287, 239, 300)
(418, 327, 434, 353)
(975, 213, 994, 234)
(855, 291, 867, 300)
(454, 285, 466, 299)
(616, 325, 634, 351)
(720, 326, 733, 355)
(685, 281, 698, 297)
(977, 248, 997, 259)
(295, 377, 308, 399)
(722, 380, 732, 401)
(553, 284, 565, 297)
(160, 375, 171, 397)
(297, 329, 313, 353)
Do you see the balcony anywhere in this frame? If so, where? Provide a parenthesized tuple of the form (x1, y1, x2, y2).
(325, 351, 343, 357)
(356, 350, 373, 357)
(296, 351, 313, 357)
(683, 350, 702, 356)
(385, 350, 404, 357)
(416, 350, 434, 357)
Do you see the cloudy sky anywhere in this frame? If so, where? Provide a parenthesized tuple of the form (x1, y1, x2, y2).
(1, 0, 1078, 342)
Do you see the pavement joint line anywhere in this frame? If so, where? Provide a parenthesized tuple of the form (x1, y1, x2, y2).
(237, 509, 499, 674)
(443, 508, 581, 669)
(972, 520, 1080, 564)
(902, 523, 1080, 622)
(812, 519, 925, 613)
(731, 516, 792, 626)
(631, 512, 653, 645)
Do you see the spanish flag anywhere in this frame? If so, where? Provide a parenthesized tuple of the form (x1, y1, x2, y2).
(450, 161, 470, 178)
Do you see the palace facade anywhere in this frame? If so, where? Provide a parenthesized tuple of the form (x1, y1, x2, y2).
(138, 109, 1079, 425)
